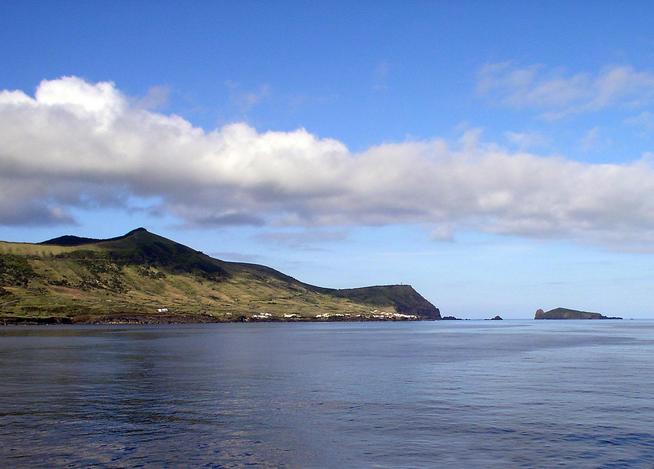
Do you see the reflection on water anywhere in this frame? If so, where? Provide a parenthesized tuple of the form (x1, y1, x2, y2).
(1, 321, 654, 468)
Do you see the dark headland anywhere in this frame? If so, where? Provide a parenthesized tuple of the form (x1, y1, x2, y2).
(0, 228, 441, 324)
(535, 307, 622, 320)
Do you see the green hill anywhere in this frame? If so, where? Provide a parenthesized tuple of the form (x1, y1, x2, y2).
(0, 228, 441, 324)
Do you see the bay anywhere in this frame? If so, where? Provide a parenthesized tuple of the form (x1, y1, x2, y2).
(1, 320, 653, 468)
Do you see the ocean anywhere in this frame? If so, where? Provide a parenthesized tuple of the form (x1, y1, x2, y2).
(1, 320, 653, 468)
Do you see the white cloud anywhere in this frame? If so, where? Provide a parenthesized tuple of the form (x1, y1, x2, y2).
(478, 63, 654, 117)
(4, 77, 654, 249)
(134, 85, 171, 110)
(225, 81, 270, 113)
(504, 131, 548, 150)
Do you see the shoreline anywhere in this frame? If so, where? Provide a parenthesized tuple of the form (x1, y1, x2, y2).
(0, 314, 435, 326)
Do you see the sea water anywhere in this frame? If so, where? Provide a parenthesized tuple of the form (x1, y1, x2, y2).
(1, 320, 653, 468)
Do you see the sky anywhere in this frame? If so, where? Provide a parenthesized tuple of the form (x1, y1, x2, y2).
(2, 1, 654, 318)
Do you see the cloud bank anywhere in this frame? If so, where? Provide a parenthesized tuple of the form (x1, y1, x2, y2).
(2, 76, 654, 248)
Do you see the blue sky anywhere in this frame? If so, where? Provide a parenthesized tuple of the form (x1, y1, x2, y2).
(2, 1, 654, 317)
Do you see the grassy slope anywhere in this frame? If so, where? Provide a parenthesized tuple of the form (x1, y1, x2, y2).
(0, 228, 440, 323)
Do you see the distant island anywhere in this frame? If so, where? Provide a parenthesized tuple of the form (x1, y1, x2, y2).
(0, 228, 441, 324)
(534, 308, 622, 320)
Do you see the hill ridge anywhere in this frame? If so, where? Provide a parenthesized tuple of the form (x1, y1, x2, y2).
(41, 227, 150, 247)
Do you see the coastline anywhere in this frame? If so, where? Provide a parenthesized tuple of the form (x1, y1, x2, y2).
(0, 313, 431, 326)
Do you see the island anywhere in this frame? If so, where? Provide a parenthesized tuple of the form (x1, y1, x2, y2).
(487, 315, 503, 320)
(0, 228, 442, 324)
(534, 308, 622, 320)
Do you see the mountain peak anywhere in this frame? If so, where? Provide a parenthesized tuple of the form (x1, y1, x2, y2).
(126, 227, 149, 235)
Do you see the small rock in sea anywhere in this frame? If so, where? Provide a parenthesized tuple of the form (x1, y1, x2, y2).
(489, 315, 503, 320)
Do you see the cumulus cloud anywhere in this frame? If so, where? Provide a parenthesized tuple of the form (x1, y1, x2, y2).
(478, 63, 654, 117)
(134, 85, 171, 110)
(3, 76, 654, 248)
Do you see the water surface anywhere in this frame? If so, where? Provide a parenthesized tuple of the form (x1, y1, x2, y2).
(1, 320, 653, 468)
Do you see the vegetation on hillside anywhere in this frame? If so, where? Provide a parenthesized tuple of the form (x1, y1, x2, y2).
(0, 228, 441, 324)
